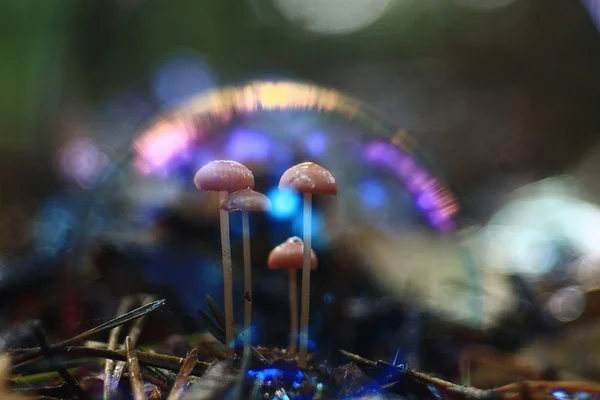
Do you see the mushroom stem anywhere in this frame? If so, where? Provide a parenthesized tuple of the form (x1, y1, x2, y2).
(241, 210, 252, 335)
(298, 193, 313, 368)
(288, 268, 298, 355)
(219, 191, 235, 355)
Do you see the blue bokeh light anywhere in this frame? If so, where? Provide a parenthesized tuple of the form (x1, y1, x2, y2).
(550, 390, 569, 399)
(580, 0, 599, 31)
(304, 131, 328, 157)
(152, 53, 216, 106)
(247, 367, 304, 384)
(267, 187, 301, 220)
(357, 179, 389, 208)
(225, 129, 273, 162)
(33, 197, 76, 257)
(291, 209, 326, 248)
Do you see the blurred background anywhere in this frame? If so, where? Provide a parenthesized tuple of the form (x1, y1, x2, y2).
(2, 0, 600, 389)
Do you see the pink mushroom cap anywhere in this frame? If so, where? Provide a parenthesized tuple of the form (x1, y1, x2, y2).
(194, 160, 255, 192)
(267, 236, 317, 270)
(279, 162, 337, 195)
(220, 188, 272, 213)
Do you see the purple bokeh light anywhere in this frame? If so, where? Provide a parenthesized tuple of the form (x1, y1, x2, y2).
(417, 191, 438, 211)
(364, 140, 403, 166)
(581, 0, 600, 31)
(57, 137, 109, 188)
(134, 120, 194, 174)
(304, 131, 328, 157)
(225, 129, 273, 162)
(363, 140, 458, 230)
(357, 179, 389, 208)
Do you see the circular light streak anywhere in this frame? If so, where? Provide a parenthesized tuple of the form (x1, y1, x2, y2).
(272, 0, 395, 34)
(132, 80, 460, 232)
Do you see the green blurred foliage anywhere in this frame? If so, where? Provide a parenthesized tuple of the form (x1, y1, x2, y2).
(0, 0, 73, 150)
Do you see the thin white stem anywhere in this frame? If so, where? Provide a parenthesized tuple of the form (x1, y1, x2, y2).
(288, 268, 298, 355)
(242, 210, 252, 335)
(298, 193, 312, 368)
(460, 353, 472, 387)
(219, 191, 234, 355)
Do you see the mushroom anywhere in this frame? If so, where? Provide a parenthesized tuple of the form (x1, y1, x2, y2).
(268, 236, 317, 355)
(220, 188, 272, 333)
(279, 161, 337, 367)
(194, 160, 254, 350)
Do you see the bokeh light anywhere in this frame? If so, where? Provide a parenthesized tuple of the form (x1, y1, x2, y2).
(133, 118, 196, 174)
(32, 196, 76, 258)
(267, 187, 301, 220)
(581, 0, 600, 31)
(357, 179, 389, 209)
(225, 128, 273, 162)
(480, 177, 600, 277)
(573, 256, 600, 290)
(363, 140, 457, 232)
(152, 52, 217, 106)
(131, 82, 459, 234)
(304, 131, 328, 157)
(56, 137, 109, 188)
(546, 286, 586, 323)
(272, 0, 396, 35)
(291, 209, 326, 248)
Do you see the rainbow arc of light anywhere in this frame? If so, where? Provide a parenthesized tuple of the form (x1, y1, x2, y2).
(133, 80, 460, 231)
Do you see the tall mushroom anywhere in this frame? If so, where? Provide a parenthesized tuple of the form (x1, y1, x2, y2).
(194, 160, 254, 351)
(220, 188, 272, 333)
(279, 162, 337, 367)
(268, 236, 317, 355)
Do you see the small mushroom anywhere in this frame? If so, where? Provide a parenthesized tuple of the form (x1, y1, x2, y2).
(220, 188, 272, 333)
(268, 236, 317, 355)
(279, 161, 337, 367)
(194, 160, 255, 351)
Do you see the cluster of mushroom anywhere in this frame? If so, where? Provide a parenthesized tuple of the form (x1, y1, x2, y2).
(194, 160, 337, 368)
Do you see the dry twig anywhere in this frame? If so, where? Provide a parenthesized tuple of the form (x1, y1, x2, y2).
(166, 348, 198, 400)
(104, 296, 135, 400)
(125, 337, 147, 400)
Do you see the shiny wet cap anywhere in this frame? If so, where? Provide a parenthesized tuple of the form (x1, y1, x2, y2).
(279, 162, 337, 195)
(194, 160, 254, 192)
(220, 188, 272, 212)
(267, 236, 318, 270)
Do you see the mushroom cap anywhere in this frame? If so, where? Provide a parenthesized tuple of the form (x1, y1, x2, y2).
(220, 188, 272, 213)
(194, 160, 255, 192)
(279, 162, 337, 195)
(267, 236, 318, 270)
